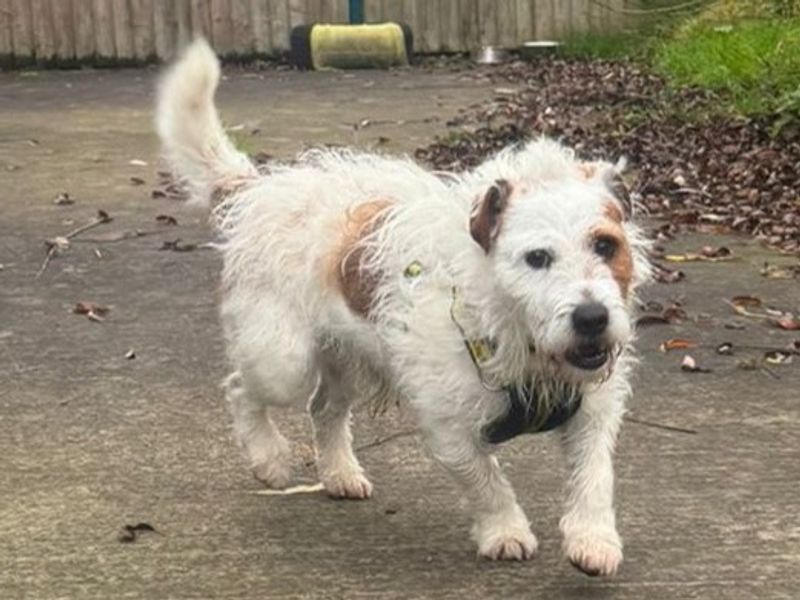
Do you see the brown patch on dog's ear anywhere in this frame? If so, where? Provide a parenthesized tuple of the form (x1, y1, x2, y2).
(608, 174, 632, 220)
(580, 160, 632, 220)
(578, 162, 600, 180)
(470, 180, 512, 253)
(604, 201, 624, 224)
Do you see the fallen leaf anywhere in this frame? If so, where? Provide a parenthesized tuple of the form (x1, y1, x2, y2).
(662, 305, 688, 323)
(652, 263, 685, 284)
(160, 239, 197, 252)
(156, 215, 178, 226)
(636, 303, 687, 328)
(700, 245, 732, 259)
(53, 192, 74, 206)
(118, 522, 157, 543)
(73, 301, 110, 322)
(775, 315, 800, 331)
(636, 315, 669, 327)
(716, 342, 734, 355)
(727, 295, 764, 317)
(681, 354, 711, 373)
(764, 350, 793, 365)
(660, 338, 698, 352)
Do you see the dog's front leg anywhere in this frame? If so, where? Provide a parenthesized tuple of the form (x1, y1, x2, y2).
(423, 425, 537, 560)
(559, 380, 625, 576)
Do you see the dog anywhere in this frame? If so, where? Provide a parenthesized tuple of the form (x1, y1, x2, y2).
(156, 39, 649, 575)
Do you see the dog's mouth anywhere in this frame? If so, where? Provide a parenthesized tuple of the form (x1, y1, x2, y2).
(565, 342, 610, 371)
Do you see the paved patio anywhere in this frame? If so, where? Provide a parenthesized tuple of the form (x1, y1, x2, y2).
(0, 65, 798, 599)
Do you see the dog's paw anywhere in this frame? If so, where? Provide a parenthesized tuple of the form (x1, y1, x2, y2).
(479, 531, 538, 561)
(564, 531, 623, 576)
(475, 515, 538, 561)
(321, 470, 373, 500)
(252, 458, 293, 489)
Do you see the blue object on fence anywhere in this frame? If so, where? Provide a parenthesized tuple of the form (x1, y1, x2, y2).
(349, 0, 364, 24)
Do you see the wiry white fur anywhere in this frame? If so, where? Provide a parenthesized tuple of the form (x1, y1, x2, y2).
(156, 38, 257, 207)
(156, 39, 649, 573)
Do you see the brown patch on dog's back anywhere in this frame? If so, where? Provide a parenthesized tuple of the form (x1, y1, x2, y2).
(330, 200, 391, 317)
(592, 221, 633, 298)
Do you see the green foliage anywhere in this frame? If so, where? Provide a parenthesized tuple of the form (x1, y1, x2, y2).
(653, 19, 800, 115)
(560, 32, 654, 60)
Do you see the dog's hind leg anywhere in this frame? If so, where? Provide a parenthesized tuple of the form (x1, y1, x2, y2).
(224, 371, 295, 489)
(309, 355, 373, 500)
(224, 317, 320, 489)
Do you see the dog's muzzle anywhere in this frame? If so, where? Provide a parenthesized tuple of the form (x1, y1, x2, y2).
(566, 302, 612, 371)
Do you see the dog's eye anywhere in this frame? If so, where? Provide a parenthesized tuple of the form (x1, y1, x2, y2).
(524, 249, 553, 270)
(594, 237, 618, 260)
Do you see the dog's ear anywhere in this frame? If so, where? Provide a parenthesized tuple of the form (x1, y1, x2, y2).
(470, 179, 511, 254)
(580, 159, 631, 220)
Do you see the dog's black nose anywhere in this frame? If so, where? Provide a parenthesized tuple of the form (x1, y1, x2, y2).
(572, 302, 609, 337)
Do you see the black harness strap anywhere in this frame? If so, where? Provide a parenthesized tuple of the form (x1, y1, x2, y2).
(482, 385, 582, 445)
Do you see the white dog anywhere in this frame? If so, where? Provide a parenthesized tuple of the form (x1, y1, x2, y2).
(157, 40, 649, 575)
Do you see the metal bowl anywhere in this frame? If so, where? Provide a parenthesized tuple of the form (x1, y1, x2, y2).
(472, 46, 510, 65)
(520, 40, 561, 59)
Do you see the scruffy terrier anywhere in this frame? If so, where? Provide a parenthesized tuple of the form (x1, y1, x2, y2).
(157, 40, 649, 576)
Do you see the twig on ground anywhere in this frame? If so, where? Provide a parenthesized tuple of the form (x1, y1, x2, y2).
(34, 246, 58, 279)
(355, 429, 418, 452)
(35, 210, 113, 279)
(624, 415, 697, 435)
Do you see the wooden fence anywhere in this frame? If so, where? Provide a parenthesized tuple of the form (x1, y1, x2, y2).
(0, 0, 633, 66)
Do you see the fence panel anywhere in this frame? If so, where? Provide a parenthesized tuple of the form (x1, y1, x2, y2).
(0, 0, 633, 66)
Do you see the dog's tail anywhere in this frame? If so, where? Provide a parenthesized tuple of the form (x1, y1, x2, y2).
(156, 38, 257, 208)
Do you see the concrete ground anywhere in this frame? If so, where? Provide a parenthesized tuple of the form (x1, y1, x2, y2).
(1, 66, 798, 600)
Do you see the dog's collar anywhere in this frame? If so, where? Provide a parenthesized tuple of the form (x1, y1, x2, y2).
(448, 286, 582, 445)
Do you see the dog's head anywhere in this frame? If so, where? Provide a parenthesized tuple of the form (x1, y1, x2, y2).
(470, 154, 647, 384)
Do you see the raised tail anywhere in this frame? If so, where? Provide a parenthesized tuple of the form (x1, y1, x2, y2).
(156, 38, 257, 208)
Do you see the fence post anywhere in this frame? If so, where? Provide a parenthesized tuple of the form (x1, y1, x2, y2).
(349, 0, 364, 23)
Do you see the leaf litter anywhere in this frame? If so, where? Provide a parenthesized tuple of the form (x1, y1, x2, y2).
(415, 58, 800, 256)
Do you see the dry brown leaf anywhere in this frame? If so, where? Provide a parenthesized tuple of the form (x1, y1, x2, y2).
(775, 315, 800, 331)
(53, 192, 74, 206)
(73, 301, 110, 322)
(660, 338, 698, 352)
(156, 214, 178, 226)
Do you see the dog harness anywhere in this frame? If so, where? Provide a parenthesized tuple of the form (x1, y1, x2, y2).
(449, 287, 583, 445)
